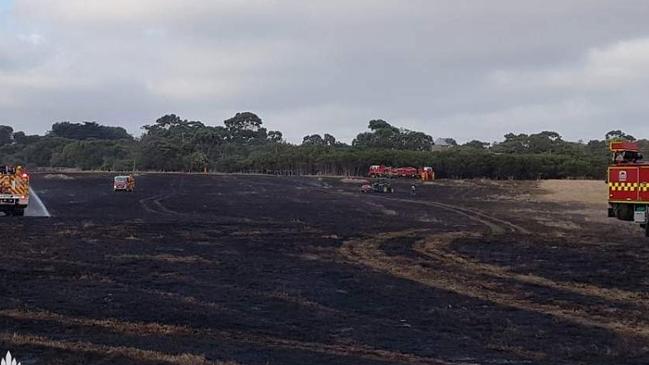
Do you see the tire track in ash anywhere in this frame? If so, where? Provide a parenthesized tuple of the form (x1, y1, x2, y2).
(336, 190, 528, 235)
(138, 176, 183, 216)
(412, 232, 649, 307)
(340, 230, 649, 342)
(378, 195, 531, 234)
(378, 194, 648, 306)
(337, 192, 649, 343)
(153, 175, 184, 215)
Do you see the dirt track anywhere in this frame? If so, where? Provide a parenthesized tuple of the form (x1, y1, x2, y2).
(1, 174, 648, 365)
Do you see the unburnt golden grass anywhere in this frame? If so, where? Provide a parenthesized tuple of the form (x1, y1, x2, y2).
(536, 179, 608, 207)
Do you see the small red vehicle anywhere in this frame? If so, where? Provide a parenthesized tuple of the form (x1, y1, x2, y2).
(113, 175, 136, 192)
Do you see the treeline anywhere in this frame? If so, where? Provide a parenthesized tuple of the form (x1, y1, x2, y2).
(0, 113, 642, 180)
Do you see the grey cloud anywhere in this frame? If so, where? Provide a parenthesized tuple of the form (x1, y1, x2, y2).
(2, 0, 649, 142)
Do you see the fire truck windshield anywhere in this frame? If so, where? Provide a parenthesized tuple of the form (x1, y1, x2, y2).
(614, 151, 643, 164)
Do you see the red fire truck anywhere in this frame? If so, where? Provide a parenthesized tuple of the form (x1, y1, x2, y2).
(393, 167, 419, 178)
(607, 141, 649, 236)
(0, 165, 30, 216)
(368, 165, 392, 177)
(368, 165, 421, 178)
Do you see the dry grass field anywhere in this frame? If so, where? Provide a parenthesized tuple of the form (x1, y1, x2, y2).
(537, 179, 608, 207)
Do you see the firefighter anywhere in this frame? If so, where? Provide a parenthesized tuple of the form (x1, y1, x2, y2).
(410, 184, 416, 197)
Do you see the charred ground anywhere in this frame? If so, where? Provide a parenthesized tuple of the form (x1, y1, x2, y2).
(0, 174, 648, 365)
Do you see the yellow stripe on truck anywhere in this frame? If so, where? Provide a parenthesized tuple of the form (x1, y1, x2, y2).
(0, 175, 29, 197)
(610, 182, 642, 191)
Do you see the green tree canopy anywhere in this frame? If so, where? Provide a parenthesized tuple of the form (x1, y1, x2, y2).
(50, 122, 132, 140)
(224, 112, 268, 144)
(353, 120, 433, 151)
(302, 134, 325, 146)
(0, 125, 13, 146)
(606, 130, 635, 141)
(0, 116, 635, 181)
(463, 140, 490, 149)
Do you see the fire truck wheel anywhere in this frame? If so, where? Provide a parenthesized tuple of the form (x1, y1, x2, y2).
(616, 205, 634, 221)
(645, 223, 649, 238)
(608, 207, 616, 218)
(12, 209, 24, 217)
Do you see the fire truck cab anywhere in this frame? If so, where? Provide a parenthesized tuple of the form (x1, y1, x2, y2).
(607, 141, 649, 236)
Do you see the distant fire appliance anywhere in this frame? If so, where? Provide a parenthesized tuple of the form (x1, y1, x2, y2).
(607, 141, 649, 236)
(368, 165, 434, 181)
(0, 165, 30, 216)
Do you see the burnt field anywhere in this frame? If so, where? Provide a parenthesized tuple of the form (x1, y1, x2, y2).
(1, 173, 649, 365)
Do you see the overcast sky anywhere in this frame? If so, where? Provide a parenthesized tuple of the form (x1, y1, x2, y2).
(1, 0, 649, 143)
